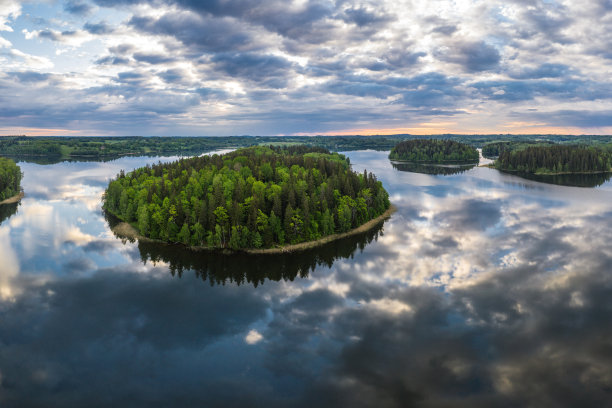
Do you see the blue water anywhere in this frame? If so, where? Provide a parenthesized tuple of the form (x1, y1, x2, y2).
(1, 150, 611, 407)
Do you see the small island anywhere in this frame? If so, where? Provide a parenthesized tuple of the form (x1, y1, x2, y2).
(494, 145, 612, 175)
(0, 157, 23, 204)
(389, 139, 479, 163)
(103, 146, 391, 251)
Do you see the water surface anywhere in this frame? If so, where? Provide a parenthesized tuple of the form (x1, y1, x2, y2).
(1, 151, 612, 407)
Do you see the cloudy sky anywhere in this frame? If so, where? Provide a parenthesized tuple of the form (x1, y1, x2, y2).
(1, 0, 612, 136)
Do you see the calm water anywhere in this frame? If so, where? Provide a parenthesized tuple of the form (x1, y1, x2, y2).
(1, 150, 612, 407)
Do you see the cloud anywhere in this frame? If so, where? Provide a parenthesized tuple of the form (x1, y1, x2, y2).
(2, 0, 612, 135)
(437, 40, 501, 72)
(509, 63, 573, 79)
(340, 6, 395, 27)
(83, 21, 113, 34)
(0, 0, 20, 32)
(64, 0, 94, 16)
(128, 12, 254, 54)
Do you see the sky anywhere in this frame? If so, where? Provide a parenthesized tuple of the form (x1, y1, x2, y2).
(1, 0, 612, 136)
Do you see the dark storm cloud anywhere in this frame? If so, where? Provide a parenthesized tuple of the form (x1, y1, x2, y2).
(64, 0, 94, 16)
(437, 40, 501, 72)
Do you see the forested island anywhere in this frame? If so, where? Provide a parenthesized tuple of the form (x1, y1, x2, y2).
(494, 145, 612, 174)
(103, 146, 391, 251)
(389, 139, 479, 163)
(0, 157, 22, 203)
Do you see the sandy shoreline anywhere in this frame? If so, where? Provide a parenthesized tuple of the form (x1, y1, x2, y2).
(111, 204, 396, 254)
(0, 192, 24, 205)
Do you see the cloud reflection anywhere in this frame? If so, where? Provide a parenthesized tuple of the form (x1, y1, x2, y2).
(1, 152, 612, 406)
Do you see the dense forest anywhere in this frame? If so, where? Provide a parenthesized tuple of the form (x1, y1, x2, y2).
(0, 157, 22, 201)
(103, 146, 390, 250)
(494, 145, 612, 174)
(389, 139, 479, 163)
(4, 135, 612, 163)
(482, 141, 556, 158)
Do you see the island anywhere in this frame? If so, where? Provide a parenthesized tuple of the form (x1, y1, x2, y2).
(103, 146, 392, 252)
(494, 145, 612, 175)
(389, 139, 479, 163)
(0, 157, 23, 204)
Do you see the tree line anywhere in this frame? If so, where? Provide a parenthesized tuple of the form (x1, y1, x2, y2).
(494, 145, 612, 174)
(389, 139, 479, 163)
(482, 141, 557, 158)
(103, 146, 390, 250)
(0, 157, 22, 201)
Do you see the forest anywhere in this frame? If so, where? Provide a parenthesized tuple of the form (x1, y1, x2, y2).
(4, 134, 612, 163)
(103, 146, 390, 250)
(494, 145, 612, 174)
(0, 157, 22, 201)
(482, 141, 557, 158)
(389, 139, 479, 163)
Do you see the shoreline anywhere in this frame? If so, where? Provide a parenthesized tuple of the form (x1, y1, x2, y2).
(494, 167, 611, 176)
(390, 159, 478, 165)
(111, 204, 396, 255)
(0, 191, 24, 205)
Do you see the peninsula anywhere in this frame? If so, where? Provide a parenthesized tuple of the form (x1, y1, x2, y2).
(494, 145, 612, 175)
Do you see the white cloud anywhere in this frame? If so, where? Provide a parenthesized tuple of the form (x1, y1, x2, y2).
(0, 0, 20, 32)
(244, 329, 264, 345)
(0, 36, 11, 48)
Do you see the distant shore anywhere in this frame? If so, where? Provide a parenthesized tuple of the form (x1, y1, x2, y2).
(0, 192, 24, 205)
(111, 204, 396, 254)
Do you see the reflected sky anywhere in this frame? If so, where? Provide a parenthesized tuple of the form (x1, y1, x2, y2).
(1, 151, 612, 407)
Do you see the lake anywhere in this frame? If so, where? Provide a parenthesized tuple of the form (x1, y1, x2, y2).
(1, 150, 612, 407)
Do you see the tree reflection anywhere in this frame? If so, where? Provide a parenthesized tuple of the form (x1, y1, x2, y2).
(0, 201, 19, 225)
(502, 170, 612, 187)
(109, 214, 386, 287)
(391, 161, 476, 175)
